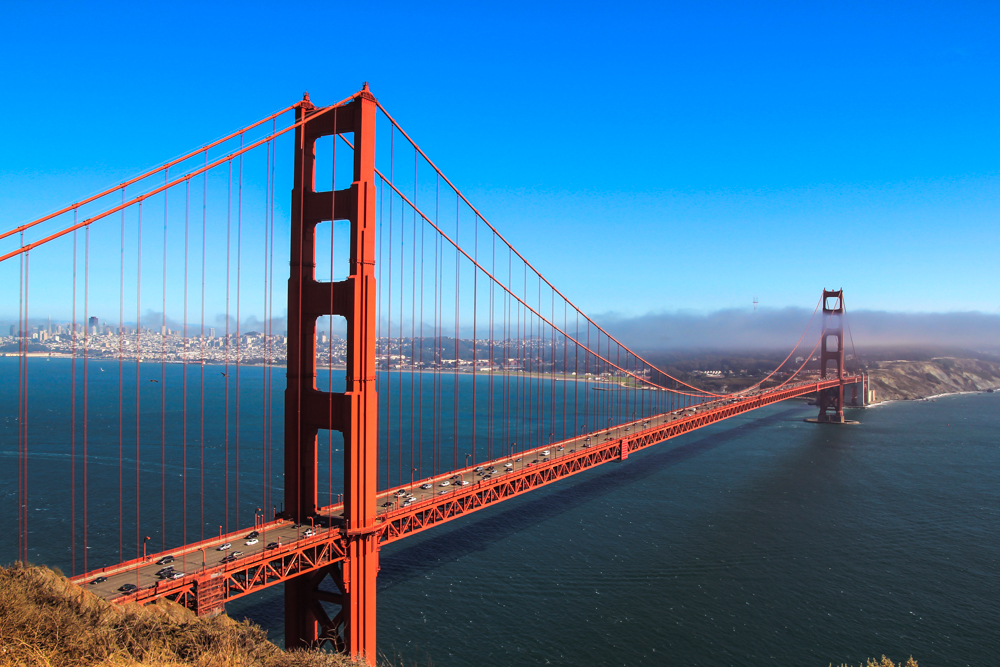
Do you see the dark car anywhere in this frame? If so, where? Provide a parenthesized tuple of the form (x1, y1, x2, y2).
(220, 554, 235, 563)
(245, 531, 259, 539)
(118, 583, 138, 593)
(266, 542, 279, 549)
(91, 576, 107, 584)
(155, 567, 175, 577)
(156, 555, 175, 565)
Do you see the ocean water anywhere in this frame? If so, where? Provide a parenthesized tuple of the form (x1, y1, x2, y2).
(228, 392, 1000, 667)
(2, 356, 998, 666)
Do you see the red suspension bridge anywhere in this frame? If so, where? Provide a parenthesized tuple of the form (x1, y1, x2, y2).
(1, 85, 866, 662)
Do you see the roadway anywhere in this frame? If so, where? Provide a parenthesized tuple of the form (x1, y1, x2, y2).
(74, 375, 859, 606)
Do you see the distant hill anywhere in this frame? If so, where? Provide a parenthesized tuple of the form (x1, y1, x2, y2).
(868, 358, 1000, 402)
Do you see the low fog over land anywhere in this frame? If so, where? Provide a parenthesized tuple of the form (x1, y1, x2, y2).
(600, 308, 1000, 358)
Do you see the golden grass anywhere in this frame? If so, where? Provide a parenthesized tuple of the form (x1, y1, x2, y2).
(0, 563, 364, 667)
(833, 657, 919, 667)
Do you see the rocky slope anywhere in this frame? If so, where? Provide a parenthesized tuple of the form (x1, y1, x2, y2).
(867, 357, 1000, 402)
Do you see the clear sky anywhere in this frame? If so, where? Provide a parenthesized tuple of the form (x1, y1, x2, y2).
(2, 0, 998, 319)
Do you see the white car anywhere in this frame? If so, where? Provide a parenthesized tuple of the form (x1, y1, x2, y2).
(245, 538, 259, 546)
(421, 483, 432, 490)
(458, 480, 470, 486)
(439, 480, 451, 487)
(541, 450, 550, 456)
(504, 463, 513, 468)
(303, 529, 315, 537)
(217, 543, 232, 551)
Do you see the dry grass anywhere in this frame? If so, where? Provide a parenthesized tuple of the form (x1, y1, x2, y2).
(0, 563, 364, 667)
(833, 657, 919, 667)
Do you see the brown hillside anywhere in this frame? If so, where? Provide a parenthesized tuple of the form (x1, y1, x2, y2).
(0, 563, 362, 667)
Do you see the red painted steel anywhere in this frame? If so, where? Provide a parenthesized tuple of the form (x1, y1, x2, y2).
(284, 85, 379, 660)
(79, 375, 860, 618)
(816, 289, 846, 422)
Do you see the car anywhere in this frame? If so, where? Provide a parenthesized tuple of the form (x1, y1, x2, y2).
(168, 571, 185, 580)
(217, 542, 232, 551)
(541, 450, 550, 456)
(155, 567, 175, 577)
(403, 500, 413, 507)
(245, 538, 259, 546)
(266, 542, 279, 549)
(624, 427, 630, 432)
(421, 483, 433, 490)
(474, 466, 484, 472)
(118, 583, 138, 593)
(557, 446, 565, 451)
(91, 576, 108, 584)
(232, 551, 243, 558)
(245, 531, 259, 539)
(381, 501, 394, 508)
(156, 555, 175, 565)
(220, 555, 235, 563)
(569, 449, 575, 453)
(515, 458, 521, 462)
(450, 474, 461, 480)
(458, 480, 470, 486)
(303, 529, 315, 537)
(531, 459, 538, 464)
(504, 462, 513, 468)
(439, 480, 450, 487)
(438, 490, 448, 495)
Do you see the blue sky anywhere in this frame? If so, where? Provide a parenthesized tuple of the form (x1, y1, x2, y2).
(1, 0, 998, 320)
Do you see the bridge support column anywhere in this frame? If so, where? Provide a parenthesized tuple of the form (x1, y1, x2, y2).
(285, 85, 379, 662)
(808, 289, 857, 425)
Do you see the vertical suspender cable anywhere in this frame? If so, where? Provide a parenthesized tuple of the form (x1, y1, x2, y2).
(183, 178, 189, 551)
(236, 137, 244, 529)
(71, 222, 77, 574)
(136, 201, 143, 562)
(83, 223, 90, 573)
(119, 192, 125, 564)
(161, 170, 168, 553)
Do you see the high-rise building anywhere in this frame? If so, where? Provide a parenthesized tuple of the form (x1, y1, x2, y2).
(88, 316, 99, 330)
(209, 327, 216, 338)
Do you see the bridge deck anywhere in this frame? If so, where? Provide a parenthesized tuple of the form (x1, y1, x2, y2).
(72, 375, 860, 612)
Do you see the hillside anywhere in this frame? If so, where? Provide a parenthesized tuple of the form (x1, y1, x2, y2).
(0, 563, 363, 667)
(867, 357, 1000, 402)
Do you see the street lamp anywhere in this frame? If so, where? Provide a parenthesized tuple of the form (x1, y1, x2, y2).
(143, 535, 150, 562)
(411, 467, 417, 489)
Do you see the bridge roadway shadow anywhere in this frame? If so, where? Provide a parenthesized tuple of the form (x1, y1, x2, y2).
(376, 404, 808, 591)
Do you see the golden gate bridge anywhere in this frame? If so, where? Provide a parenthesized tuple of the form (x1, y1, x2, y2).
(2, 85, 866, 662)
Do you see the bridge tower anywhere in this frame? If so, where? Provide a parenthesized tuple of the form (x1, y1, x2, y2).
(285, 86, 378, 660)
(815, 289, 846, 423)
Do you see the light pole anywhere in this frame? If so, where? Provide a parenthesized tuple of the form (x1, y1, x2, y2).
(143, 535, 150, 562)
(411, 467, 417, 489)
